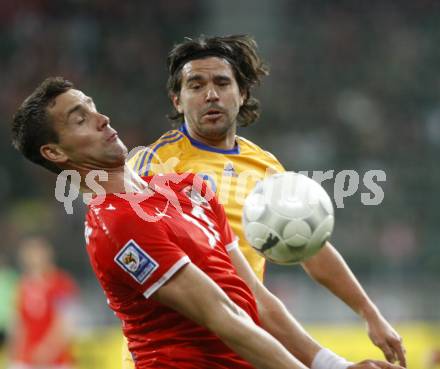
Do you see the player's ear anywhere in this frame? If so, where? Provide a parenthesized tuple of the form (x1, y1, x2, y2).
(40, 143, 69, 165)
(239, 90, 247, 107)
(172, 94, 183, 114)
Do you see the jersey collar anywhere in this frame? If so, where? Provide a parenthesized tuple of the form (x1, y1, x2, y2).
(179, 123, 240, 155)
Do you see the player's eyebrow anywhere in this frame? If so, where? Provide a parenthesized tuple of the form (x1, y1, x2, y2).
(213, 75, 231, 83)
(185, 74, 231, 85)
(185, 75, 204, 84)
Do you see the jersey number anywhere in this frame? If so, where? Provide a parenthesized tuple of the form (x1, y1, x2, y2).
(182, 206, 220, 248)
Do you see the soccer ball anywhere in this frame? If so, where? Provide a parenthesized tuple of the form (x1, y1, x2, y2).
(242, 172, 334, 265)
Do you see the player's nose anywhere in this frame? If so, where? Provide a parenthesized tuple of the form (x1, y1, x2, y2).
(97, 113, 110, 130)
(205, 87, 219, 102)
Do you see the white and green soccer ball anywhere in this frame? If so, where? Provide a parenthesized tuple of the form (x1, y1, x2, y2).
(243, 172, 334, 265)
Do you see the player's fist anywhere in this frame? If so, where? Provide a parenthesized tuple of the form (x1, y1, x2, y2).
(349, 359, 405, 369)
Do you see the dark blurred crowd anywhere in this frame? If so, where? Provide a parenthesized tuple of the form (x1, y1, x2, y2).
(1, 1, 439, 282)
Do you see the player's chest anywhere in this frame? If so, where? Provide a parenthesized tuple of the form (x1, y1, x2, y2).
(176, 155, 270, 200)
(177, 152, 270, 176)
(162, 203, 223, 262)
(20, 281, 55, 318)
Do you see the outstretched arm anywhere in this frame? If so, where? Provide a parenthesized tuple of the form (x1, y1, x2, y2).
(229, 247, 405, 369)
(301, 241, 406, 367)
(153, 262, 308, 369)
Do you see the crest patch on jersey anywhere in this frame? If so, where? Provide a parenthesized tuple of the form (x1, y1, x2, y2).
(114, 240, 158, 284)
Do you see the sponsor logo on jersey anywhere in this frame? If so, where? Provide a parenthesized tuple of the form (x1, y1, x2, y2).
(115, 240, 158, 284)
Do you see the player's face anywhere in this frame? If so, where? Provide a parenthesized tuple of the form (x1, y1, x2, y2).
(45, 89, 127, 170)
(173, 57, 245, 143)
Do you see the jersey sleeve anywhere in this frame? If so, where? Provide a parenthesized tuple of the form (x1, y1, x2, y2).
(90, 208, 190, 299)
(264, 150, 286, 173)
(127, 132, 184, 177)
(127, 146, 155, 176)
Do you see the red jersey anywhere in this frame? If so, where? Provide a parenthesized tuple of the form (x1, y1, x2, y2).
(85, 174, 259, 369)
(15, 269, 77, 365)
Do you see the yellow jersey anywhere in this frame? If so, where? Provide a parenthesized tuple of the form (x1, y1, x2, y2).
(128, 124, 285, 281)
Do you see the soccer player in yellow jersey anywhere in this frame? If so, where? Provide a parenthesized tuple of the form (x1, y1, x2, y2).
(126, 35, 406, 367)
(130, 125, 283, 280)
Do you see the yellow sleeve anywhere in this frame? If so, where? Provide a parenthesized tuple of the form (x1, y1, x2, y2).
(127, 147, 151, 175)
(127, 146, 165, 176)
(264, 150, 285, 173)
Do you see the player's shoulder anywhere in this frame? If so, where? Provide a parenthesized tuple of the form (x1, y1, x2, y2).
(237, 135, 285, 172)
(128, 129, 187, 173)
(86, 195, 156, 239)
(152, 129, 186, 150)
(85, 195, 176, 274)
(144, 173, 214, 209)
(131, 129, 186, 158)
(237, 135, 278, 159)
(145, 173, 202, 194)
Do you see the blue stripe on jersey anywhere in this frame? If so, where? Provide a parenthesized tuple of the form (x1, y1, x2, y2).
(179, 123, 240, 154)
(135, 132, 182, 174)
(133, 146, 150, 173)
(134, 148, 150, 174)
(139, 135, 184, 176)
(160, 130, 180, 140)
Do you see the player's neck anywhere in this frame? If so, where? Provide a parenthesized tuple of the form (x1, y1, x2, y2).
(185, 123, 237, 150)
(201, 135, 236, 150)
(79, 165, 151, 195)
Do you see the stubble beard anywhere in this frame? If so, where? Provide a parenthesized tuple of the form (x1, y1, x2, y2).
(196, 114, 236, 141)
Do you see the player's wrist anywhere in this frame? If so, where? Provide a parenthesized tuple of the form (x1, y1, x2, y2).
(311, 348, 352, 369)
(359, 302, 380, 321)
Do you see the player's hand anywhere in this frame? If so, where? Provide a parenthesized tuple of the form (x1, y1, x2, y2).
(348, 359, 405, 369)
(365, 313, 406, 367)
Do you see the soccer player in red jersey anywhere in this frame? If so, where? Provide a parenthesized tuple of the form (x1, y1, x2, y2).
(11, 77, 405, 369)
(8, 237, 78, 369)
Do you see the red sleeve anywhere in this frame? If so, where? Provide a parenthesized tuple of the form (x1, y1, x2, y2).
(89, 207, 190, 299)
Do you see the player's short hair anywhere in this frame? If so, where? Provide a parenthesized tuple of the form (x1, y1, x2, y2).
(167, 34, 269, 127)
(11, 77, 73, 174)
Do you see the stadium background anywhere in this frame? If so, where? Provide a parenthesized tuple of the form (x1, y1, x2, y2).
(0, 1, 439, 368)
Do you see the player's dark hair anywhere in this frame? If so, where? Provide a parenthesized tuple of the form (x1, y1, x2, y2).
(167, 34, 269, 127)
(11, 77, 73, 174)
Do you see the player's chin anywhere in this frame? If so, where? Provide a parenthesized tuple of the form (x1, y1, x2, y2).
(107, 154, 126, 168)
(112, 139, 128, 155)
(106, 142, 128, 164)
